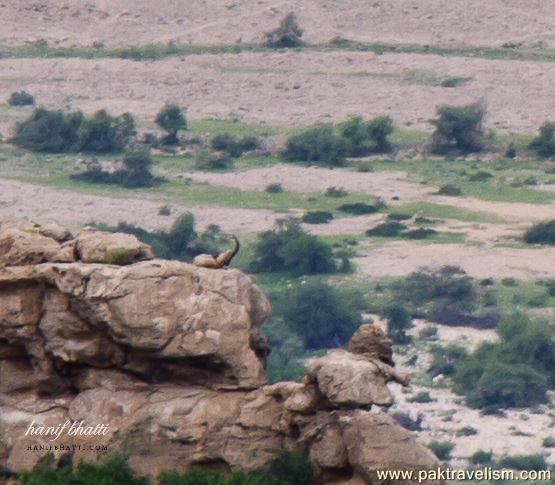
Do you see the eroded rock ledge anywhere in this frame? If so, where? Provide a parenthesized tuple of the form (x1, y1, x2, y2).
(0, 219, 439, 484)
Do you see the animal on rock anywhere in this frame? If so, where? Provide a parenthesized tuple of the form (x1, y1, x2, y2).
(193, 234, 240, 269)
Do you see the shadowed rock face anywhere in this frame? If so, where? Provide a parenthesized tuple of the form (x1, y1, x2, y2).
(0, 220, 439, 484)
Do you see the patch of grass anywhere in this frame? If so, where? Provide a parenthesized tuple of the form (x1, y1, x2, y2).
(103, 247, 137, 265)
(387, 202, 506, 224)
(428, 441, 455, 461)
(408, 391, 434, 403)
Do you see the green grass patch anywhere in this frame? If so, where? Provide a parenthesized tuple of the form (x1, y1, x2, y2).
(388, 202, 506, 224)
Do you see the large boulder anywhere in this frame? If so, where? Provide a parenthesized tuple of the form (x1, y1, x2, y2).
(0, 219, 439, 484)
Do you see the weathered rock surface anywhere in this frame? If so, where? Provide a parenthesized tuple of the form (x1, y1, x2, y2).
(0, 220, 439, 484)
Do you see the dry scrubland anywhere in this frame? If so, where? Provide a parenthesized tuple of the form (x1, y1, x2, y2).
(2, 0, 555, 474)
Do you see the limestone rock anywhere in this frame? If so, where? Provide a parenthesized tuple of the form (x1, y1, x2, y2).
(74, 230, 154, 263)
(348, 324, 394, 366)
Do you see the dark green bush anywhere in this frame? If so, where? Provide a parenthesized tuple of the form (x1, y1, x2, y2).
(436, 184, 462, 196)
(470, 450, 493, 465)
(386, 213, 412, 221)
(456, 426, 478, 437)
(524, 219, 555, 245)
(366, 221, 406, 237)
(408, 391, 433, 403)
(211, 133, 259, 158)
(249, 219, 336, 275)
(265, 183, 283, 193)
(281, 124, 347, 166)
(338, 202, 382, 215)
(468, 170, 493, 182)
(121, 146, 154, 187)
(498, 454, 548, 471)
(429, 344, 468, 377)
(404, 228, 437, 239)
(8, 90, 35, 106)
(338, 115, 394, 155)
(195, 151, 234, 170)
(385, 304, 412, 344)
(529, 121, 555, 158)
(265, 13, 304, 48)
(10, 108, 135, 153)
(324, 186, 348, 197)
(301, 211, 334, 224)
(274, 280, 362, 349)
(430, 102, 486, 154)
(428, 441, 454, 461)
(155, 104, 187, 145)
(453, 315, 555, 409)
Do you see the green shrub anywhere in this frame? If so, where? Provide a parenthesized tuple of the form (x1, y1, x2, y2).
(436, 184, 462, 196)
(470, 450, 493, 465)
(338, 115, 394, 155)
(338, 202, 382, 215)
(501, 277, 518, 287)
(430, 102, 486, 154)
(10, 108, 135, 153)
(456, 426, 478, 437)
(155, 104, 187, 145)
(281, 124, 347, 166)
(529, 121, 555, 158)
(249, 219, 336, 275)
(366, 221, 406, 237)
(104, 247, 137, 265)
(8, 90, 35, 106)
(386, 213, 412, 221)
(158, 205, 171, 216)
(265, 13, 304, 48)
(20, 453, 149, 485)
(274, 280, 362, 349)
(195, 151, 233, 170)
(265, 183, 283, 193)
(408, 391, 433, 403)
(429, 344, 468, 377)
(324, 186, 348, 197)
(404, 228, 437, 239)
(121, 146, 154, 187)
(301, 211, 334, 224)
(211, 133, 259, 157)
(428, 441, 454, 461)
(356, 161, 374, 172)
(498, 454, 548, 471)
(453, 315, 555, 409)
(542, 437, 555, 448)
(468, 170, 493, 182)
(419, 325, 438, 340)
(524, 220, 555, 245)
(505, 142, 517, 158)
(385, 304, 412, 344)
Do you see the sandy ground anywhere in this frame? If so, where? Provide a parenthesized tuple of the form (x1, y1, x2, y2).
(2, 0, 555, 49)
(0, 179, 281, 234)
(354, 242, 555, 280)
(2, 50, 555, 133)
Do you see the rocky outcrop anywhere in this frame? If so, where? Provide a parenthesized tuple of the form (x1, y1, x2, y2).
(0, 220, 439, 483)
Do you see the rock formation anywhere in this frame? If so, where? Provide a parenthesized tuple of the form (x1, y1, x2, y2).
(0, 219, 439, 483)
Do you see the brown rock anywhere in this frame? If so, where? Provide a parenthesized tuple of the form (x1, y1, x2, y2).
(74, 231, 154, 263)
(348, 324, 394, 366)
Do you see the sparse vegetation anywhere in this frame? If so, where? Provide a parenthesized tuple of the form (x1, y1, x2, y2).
(366, 221, 407, 237)
(195, 150, 234, 170)
(281, 124, 347, 166)
(103, 248, 138, 265)
(338, 115, 394, 155)
(265, 13, 304, 48)
(436, 184, 462, 196)
(498, 454, 548, 471)
(338, 202, 383, 215)
(429, 344, 468, 377)
(265, 183, 283, 193)
(8, 90, 35, 106)
(324, 186, 348, 198)
(385, 304, 412, 344)
(210, 133, 259, 157)
(430, 102, 486, 154)
(301, 211, 334, 224)
(470, 450, 493, 465)
(408, 391, 434, 403)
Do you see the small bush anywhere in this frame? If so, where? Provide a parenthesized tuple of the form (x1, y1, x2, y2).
(324, 186, 348, 197)
(104, 247, 137, 265)
(523, 220, 555, 245)
(249, 219, 336, 275)
(436, 184, 462, 196)
(429, 344, 468, 377)
(542, 437, 555, 448)
(387, 213, 412, 221)
(356, 161, 374, 172)
(8, 90, 35, 106)
(529, 121, 555, 158)
(501, 277, 518, 287)
(498, 454, 548, 471)
(430, 102, 486, 154)
(211, 133, 259, 157)
(404, 228, 437, 239)
(366, 221, 406, 237)
(408, 391, 433, 403)
(265, 183, 283, 193)
(419, 325, 438, 340)
(468, 170, 493, 182)
(456, 426, 478, 437)
(338, 202, 382, 215)
(274, 280, 362, 349)
(158, 205, 171, 216)
(428, 441, 454, 461)
(121, 145, 154, 187)
(505, 142, 517, 158)
(281, 124, 347, 166)
(385, 304, 412, 344)
(195, 151, 233, 170)
(155, 104, 187, 145)
(265, 13, 304, 48)
(470, 450, 493, 465)
(301, 211, 334, 224)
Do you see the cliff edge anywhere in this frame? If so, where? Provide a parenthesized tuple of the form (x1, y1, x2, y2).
(0, 219, 439, 484)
